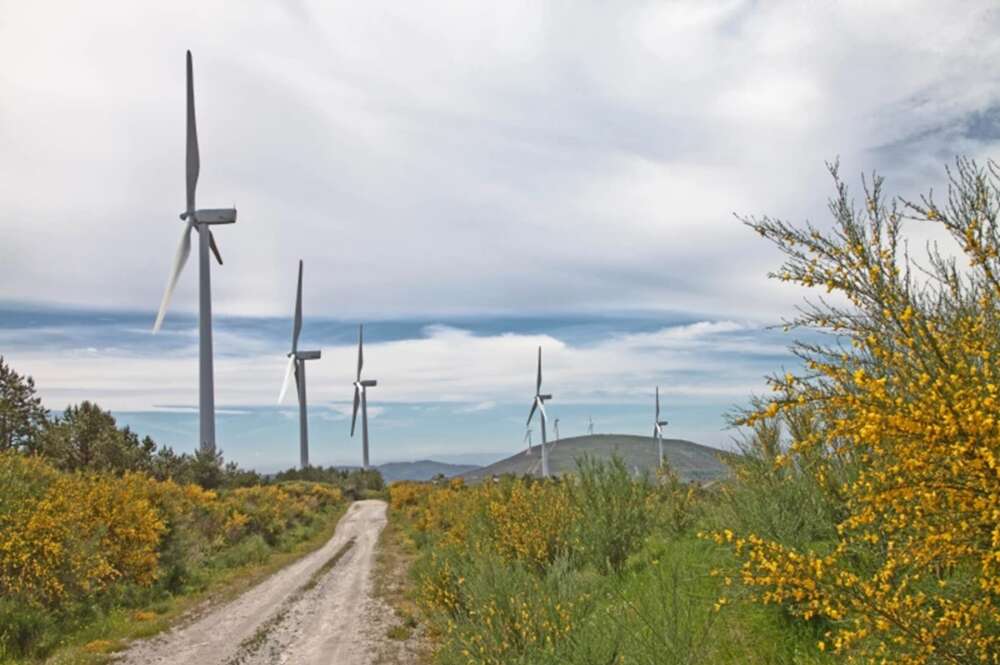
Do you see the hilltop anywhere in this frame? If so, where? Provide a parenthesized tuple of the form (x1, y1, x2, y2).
(459, 434, 729, 483)
(378, 460, 481, 482)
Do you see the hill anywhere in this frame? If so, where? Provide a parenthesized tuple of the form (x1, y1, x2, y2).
(378, 460, 481, 482)
(459, 434, 729, 483)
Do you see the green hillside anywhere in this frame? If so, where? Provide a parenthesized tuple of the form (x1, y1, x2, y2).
(378, 460, 480, 482)
(459, 434, 729, 483)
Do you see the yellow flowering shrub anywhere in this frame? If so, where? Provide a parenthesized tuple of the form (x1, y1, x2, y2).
(720, 160, 1000, 663)
(486, 480, 578, 570)
(0, 453, 164, 606)
(0, 452, 346, 611)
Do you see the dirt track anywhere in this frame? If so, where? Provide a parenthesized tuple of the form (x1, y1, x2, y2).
(116, 499, 390, 665)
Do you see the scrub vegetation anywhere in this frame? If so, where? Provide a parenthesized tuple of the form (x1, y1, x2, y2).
(0, 361, 383, 663)
(389, 160, 1000, 665)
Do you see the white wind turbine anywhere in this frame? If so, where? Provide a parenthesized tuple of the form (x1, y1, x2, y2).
(278, 261, 321, 469)
(653, 386, 669, 468)
(554, 418, 561, 441)
(350, 325, 378, 469)
(525, 347, 553, 478)
(587, 415, 595, 436)
(152, 51, 237, 455)
(523, 427, 533, 455)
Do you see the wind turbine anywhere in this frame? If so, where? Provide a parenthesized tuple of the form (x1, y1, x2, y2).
(350, 325, 378, 469)
(526, 347, 553, 478)
(653, 386, 669, 468)
(523, 427, 533, 455)
(278, 261, 321, 469)
(152, 51, 237, 455)
(587, 416, 595, 436)
(554, 418, 561, 441)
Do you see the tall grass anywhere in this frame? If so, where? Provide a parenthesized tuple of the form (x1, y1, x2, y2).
(393, 457, 837, 664)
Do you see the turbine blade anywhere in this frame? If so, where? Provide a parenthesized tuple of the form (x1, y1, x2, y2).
(292, 260, 303, 353)
(538, 400, 547, 421)
(655, 385, 660, 419)
(278, 355, 295, 403)
(294, 363, 303, 406)
(536, 346, 542, 393)
(185, 51, 200, 213)
(526, 399, 537, 426)
(350, 386, 361, 436)
(356, 324, 364, 381)
(152, 222, 193, 332)
(209, 231, 223, 265)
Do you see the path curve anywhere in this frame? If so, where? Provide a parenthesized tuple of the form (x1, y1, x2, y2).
(116, 499, 389, 665)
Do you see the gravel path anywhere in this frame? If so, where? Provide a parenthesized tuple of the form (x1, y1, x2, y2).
(115, 499, 390, 665)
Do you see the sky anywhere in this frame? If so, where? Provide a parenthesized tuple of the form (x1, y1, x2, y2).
(2, 1, 1000, 470)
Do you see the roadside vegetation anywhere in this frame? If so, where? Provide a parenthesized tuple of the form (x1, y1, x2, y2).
(0, 360, 383, 663)
(390, 159, 1000, 665)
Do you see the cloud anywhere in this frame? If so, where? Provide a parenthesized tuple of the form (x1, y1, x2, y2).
(455, 401, 497, 414)
(5, 318, 787, 412)
(2, 1, 999, 324)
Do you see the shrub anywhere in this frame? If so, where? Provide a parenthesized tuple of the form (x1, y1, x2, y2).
(714, 160, 1000, 662)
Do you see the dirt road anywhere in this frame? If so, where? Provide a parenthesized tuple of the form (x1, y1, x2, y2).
(116, 499, 392, 665)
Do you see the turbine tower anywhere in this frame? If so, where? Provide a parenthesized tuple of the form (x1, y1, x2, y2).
(588, 415, 594, 436)
(526, 347, 553, 478)
(278, 261, 321, 469)
(153, 51, 237, 455)
(350, 325, 378, 469)
(653, 386, 669, 468)
(523, 427, 533, 455)
(554, 418, 560, 441)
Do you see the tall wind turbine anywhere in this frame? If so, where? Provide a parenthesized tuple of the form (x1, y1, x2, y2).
(350, 325, 378, 469)
(526, 347, 553, 478)
(152, 51, 237, 455)
(523, 427, 533, 455)
(554, 418, 561, 441)
(653, 386, 669, 468)
(588, 416, 595, 436)
(278, 261, 321, 469)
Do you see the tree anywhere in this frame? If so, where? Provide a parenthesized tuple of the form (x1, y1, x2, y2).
(41, 401, 155, 473)
(0, 357, 49, 453)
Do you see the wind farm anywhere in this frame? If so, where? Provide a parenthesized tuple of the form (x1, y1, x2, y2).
(3, 5, 994, 664)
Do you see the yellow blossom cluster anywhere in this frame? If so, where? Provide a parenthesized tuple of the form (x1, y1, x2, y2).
(724, 160, 1000, 663)
(0, 453, 344, 609)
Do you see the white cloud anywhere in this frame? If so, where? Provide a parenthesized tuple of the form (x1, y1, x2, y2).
(2, 1, 998, 323)
(5, 320, 782, 412)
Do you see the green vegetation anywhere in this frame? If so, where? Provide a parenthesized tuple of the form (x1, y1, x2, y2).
(460, 434, 729, 483)
(388, 160, 1000, 664)
(0, 357, 384, 663)
(391, 456, 835, 665)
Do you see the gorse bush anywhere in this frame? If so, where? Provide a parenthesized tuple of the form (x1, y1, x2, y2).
(571, 456, 651, 573)
(397, 160, 998, 665)
(0, 453, 164, 606)
(0, 451, 344, 659)
(712, 160, 1000, 663)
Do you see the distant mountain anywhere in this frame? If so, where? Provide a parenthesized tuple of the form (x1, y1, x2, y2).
(377, 460, 481, 482)
(459, 434, 729, 483)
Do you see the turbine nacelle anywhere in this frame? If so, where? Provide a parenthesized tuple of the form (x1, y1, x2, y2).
(180, 208, 238, 224)
(295, 350, 322, 361)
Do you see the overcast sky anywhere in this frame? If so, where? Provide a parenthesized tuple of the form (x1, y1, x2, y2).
(2, 1, 999, 467)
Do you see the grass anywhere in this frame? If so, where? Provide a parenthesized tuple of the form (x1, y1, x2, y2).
(20, 503, 348, 665)
(393, 459, 838, 665)
(370, 513, 432, 665)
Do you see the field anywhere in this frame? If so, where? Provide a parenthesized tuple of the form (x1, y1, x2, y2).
(379, 163, 1000, 665)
